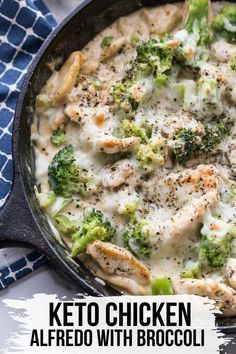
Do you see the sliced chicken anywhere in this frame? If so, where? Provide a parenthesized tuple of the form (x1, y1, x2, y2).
(117, 12, 150, 40)
(158, 190, 219, 247)
(141, 4, 182, 36)
(173, 278, 236, 317)
(86, 240, 151, 295)
(64, 77, 111, 123)
(226, 258, 236, 290)
(43, 51, 86, 106)
(101, 37, 127, 62)
(143, 165, 220, 207)
(94, 136, 141, 154)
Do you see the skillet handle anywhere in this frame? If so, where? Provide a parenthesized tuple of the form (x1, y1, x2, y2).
(0, 169, 47, 252)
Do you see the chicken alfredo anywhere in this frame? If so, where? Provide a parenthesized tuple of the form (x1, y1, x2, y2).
(32, 0, 236, 316)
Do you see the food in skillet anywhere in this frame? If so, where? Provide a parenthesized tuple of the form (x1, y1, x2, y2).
(32, 0, 236, 315)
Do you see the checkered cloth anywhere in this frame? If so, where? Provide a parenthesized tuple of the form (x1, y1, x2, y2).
(0, 0, 57, 289)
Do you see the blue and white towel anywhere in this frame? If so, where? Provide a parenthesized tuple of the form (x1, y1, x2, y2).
(0, 0, 58, 289)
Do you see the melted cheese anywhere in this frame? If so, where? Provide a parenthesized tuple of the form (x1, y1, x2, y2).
(32, 1, 236, 300)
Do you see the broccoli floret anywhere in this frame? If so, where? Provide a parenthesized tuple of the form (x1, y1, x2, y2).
(100, 36, 113, 48)
(35, 93, 50, 113)
(212, 5, 236, 43)
(54, 214, 78, 234)
(180, 244, 202, 278)
(135, 37, 174, 86)
(174, 0, 211, 66)
(199, 213, 236, 268)
(136, 135, 166, 172)
(180, 260, 201, 278)
(119, 119, 149, 143)
(71, 209, 116, 257)
(172, 117, 233, 164)
(118, 195, 140, 216)
(172, 128, 201, 164)
(185, 0, 211, 46)
(48, 145, 92, 198)
(112, 81, 140, 113)
(35, 186, 72, 216)
(123, 219, 153, 259)
(151, 277, 174, 295)
(50, 127, 66, 146)
(130, 34, 140, 47)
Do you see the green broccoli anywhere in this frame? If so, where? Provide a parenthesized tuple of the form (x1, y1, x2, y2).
(212, 5, 236, 43)
(135, 36, 174, 86)
(136, 135, 166, 172)
(112, 81, 140, 113)
(175, 0, 211, 66)
(118, 195, 140, 216)
(180, 244, 202, 278)
(123, 219, 153, 259)
(119, 119, 149, 143)
(112, 36, 176, 115)
(199, 213, 236, 268)
(35, 186, 72, 216)
(54, 214, 78, 234)
(48, 145, 93, 198)
(151, 277, 174, 295)
(50, 127, 66, 146)
(130, 34, 140, 47)
(172, 117, 233, 164)
(180, 260, 201, 278)
(185, 0, 211, 46)
(172, 128, 201, 164)
(71, 209, 116, 257)
(35, 93, 50, 113)
(100, 36, 113, 48)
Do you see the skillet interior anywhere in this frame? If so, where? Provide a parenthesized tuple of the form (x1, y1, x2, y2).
(15, 0, 236, 330)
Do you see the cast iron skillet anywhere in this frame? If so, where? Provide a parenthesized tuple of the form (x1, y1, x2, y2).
(0, 0, 235, 333)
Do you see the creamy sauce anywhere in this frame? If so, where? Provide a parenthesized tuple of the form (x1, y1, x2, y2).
(32, 1, 236, 307)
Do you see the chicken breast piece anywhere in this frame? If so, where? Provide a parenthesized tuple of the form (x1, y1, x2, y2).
(86, 240, 151, 295)
(94, 136, 141, 154)
(117, 12, 150, 40)
(44, 51, 86, 106)
(157, 190, 219, 247)
(101, 37, 127, 62)
(144, 165, 220, 207)
(173, 278, 236, 317)
(141, 4, 182, 36)
(226, 258, 236, 290)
